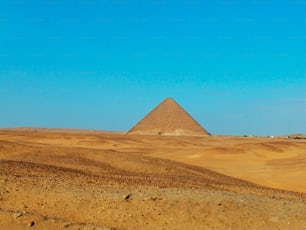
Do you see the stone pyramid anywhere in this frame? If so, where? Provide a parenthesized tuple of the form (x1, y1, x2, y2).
(128, 98, 210, 136)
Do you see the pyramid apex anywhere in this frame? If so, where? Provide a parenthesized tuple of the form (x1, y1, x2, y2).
(162, 97, 178, 104)
(164, 97, 175, 101)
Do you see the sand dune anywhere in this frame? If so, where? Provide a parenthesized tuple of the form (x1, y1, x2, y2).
(0, 128, 305, 229)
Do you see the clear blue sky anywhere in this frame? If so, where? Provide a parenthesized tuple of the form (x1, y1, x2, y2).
(1, 0, 306, 135)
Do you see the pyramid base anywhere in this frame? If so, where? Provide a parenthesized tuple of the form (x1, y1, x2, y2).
(128, 129, 209, 137)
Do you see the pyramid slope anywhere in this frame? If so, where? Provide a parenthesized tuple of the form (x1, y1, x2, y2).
(128, 98, 209, 136)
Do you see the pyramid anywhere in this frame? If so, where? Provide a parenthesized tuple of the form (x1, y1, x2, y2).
(128, 98, 210, 136)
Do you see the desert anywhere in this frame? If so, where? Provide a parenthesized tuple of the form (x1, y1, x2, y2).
(0, 127, 305, 229)
(1, 98, 306, 229)
(2, 1, 306, 229)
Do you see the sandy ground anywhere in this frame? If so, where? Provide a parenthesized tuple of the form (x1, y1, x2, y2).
(0, 128, 305, 229)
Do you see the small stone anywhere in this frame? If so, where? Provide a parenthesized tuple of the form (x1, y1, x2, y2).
(29, 221, 35, 227)
(14, 212, 23, 219)
(63, 222, 72, 228)
(124, 194, 132, 200)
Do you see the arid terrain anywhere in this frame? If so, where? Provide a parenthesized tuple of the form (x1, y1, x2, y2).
(0, 128, 306, 229)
